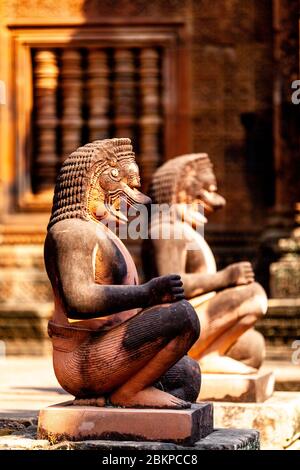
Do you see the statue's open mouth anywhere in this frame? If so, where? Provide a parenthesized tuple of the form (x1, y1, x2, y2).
(198, 190, 226, 214)
(106, 184, 152, 222)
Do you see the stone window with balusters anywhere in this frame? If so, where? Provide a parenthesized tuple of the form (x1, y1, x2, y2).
(8, 24, 189, 212)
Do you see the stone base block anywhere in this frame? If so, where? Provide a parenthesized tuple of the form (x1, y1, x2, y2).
(213, 391, 300, 450)
(198, 371, 275, 402)
(37, 402, 213, 446)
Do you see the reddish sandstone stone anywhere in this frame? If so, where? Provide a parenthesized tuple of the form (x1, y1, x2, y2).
(38, 402, 213, 445)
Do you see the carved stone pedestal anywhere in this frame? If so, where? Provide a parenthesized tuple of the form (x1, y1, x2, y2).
(198, 371, 275, 403)
(37, 402, 213, 446)
(213, 392, 300, 450)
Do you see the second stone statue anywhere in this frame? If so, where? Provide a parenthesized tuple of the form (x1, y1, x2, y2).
(145, 153, 268, 376)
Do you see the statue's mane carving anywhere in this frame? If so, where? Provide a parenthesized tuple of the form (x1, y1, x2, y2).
(149, 153, 213, 204)
(48, 138, 135, 230)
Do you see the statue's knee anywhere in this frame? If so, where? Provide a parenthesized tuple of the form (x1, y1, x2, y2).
(249, 282, 268, 317)
(181, 356, 201, 380)
(170, 300, 200, 341)
(239, 282, 267, 318)
(180, 355, 197, 369)
(250, 330, 266, 368)
(227, 329, 266, 369)
(178, 356, 201, 401)
(239, 313, 258, 328)
(243, 330, 266, 369)
(159, 355, 201, 402)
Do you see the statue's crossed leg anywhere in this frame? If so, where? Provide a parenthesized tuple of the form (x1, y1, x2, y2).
(50, 300, 200, 409)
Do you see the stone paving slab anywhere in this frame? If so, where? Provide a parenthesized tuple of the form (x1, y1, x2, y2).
(49, 428, 260, 450)
(0, 436, 50, 450)
(0, 357, 71, 419)
(0, 427, 259, 450)
(214, 391, 300, 450)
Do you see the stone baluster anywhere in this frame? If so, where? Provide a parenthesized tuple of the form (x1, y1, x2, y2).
(34, 50, 58, 193)
(113, 49, 136, 141)
(60, 49, 83, 161)
(87, 49, 110, 141)
(139, 48, 162, 191)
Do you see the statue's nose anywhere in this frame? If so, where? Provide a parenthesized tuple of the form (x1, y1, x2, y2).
(136, 190, 152, 206)
(212, 193, 226, 209)
(127, 185, 152, 206)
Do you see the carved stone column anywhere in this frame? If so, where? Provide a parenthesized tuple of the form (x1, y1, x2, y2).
(270, 203, 300, 298)
(60, 49, 83, 161)
(139, 48, 162, 191)
(272, 0, 300, 213)
(34, 50, 58, 193)
(113, 49, 136, 141)
(87, 49, 110, 141)
(258, 0, 300, 292)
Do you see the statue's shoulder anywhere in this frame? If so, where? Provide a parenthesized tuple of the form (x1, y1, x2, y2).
(47, 218, 97, 245)
(149, 220, 188, 249)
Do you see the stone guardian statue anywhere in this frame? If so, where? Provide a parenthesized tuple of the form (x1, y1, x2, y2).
(44, 139, 201, 409)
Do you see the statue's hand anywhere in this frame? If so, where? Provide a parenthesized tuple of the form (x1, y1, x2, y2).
(224, 262, 255, 286)
(144, 274, 185, 306)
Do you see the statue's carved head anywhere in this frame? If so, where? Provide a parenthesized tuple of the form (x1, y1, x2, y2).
(149, 153, 225, 224)
(48, 138, 151, 229)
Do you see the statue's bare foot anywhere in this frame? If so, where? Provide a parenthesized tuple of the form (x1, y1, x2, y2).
(72, 397, 105, 407)
(109, 386, 191, 409)
(199, 355, 257, 374)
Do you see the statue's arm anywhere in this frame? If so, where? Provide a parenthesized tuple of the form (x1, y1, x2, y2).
(53, 238, 150, 318)
(152, 237, 229, 298)
(180, 272, 229, 298)
(181, 266, 254, 297)
(51, 231, 183, 319)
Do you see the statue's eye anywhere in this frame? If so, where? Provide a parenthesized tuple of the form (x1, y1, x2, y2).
(111, 168, 119, 178)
